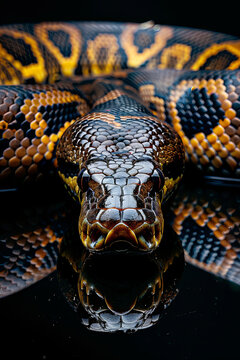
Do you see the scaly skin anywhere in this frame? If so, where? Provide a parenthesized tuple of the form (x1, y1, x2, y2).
(0, 22, 240, 252)
(57, 79, 184, 251)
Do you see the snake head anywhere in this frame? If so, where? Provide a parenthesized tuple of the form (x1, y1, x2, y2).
(77, 157, 166, 252)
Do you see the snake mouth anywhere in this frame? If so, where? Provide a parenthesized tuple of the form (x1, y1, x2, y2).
(79, 218, 163, 252)
(105, 223, 138, 250)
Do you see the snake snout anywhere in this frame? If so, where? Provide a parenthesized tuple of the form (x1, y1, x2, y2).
(79, 207, 164, 252)
(105, 221, 163, 252)
(104, 223, 138, 251)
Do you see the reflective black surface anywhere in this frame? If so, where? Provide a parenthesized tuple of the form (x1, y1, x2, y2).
(0, 262, 239, 359)
(0, 174, 239, 359)
(58, 224, 184, 332)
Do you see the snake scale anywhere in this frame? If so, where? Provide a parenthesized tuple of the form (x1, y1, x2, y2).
(0, 22, 240, 301)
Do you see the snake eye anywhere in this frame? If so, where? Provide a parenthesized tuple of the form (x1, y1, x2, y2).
(151, 168, 165, 193)
(77, 168, 90, 193)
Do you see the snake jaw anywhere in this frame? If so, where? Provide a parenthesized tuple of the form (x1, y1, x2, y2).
(104, 223, 139, 249)
(79, 214, 164, 252)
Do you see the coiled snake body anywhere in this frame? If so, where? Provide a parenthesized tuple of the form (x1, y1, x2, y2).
(0, 21, 240, 252)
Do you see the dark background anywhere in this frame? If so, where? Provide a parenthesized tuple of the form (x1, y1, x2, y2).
(0, 3, 240, 359)
(0, 0, 239, 37)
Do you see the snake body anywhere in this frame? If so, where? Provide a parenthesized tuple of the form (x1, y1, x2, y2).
(0, 22, 240, 252)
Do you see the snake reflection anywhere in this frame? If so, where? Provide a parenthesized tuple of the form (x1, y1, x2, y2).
(0, 180, 239, 333)
(58, 224, 184, 332)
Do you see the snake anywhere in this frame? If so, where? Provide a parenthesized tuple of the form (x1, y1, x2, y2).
(0, 21, 240, 255)
(1, 178, 239, 332)
(58, 222, 184, 332)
